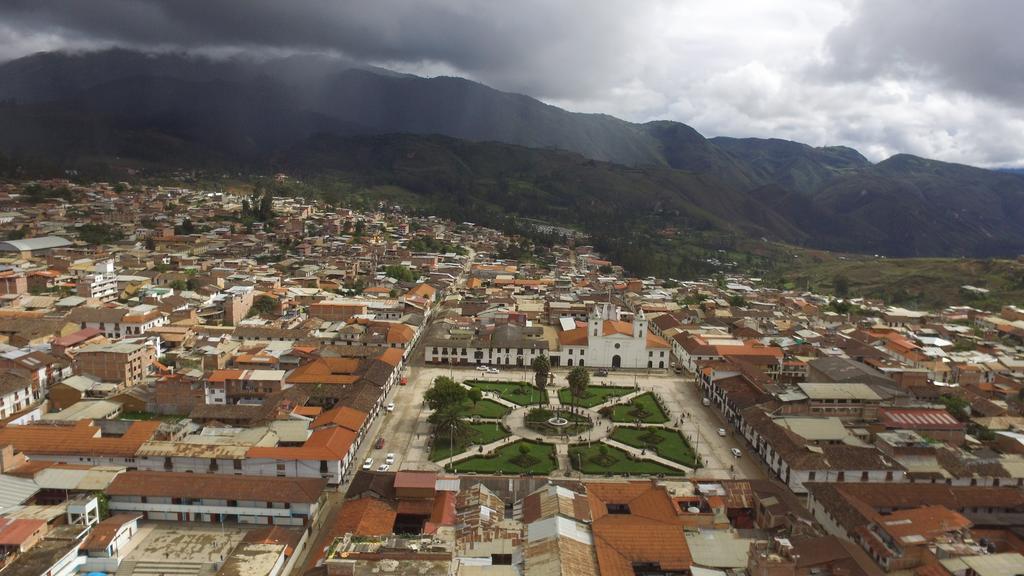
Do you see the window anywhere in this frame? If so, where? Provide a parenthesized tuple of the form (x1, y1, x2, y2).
(614, 343, 621, 349)
(491, 554, 512, 565)
(861, 471, 869, 482)
(808, 471, 816, 481)
(606, 503, 631, 515)
(836, 471, 845, 482)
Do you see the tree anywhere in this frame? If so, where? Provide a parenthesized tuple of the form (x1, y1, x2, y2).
(428, 407, 470, 443)
(78, 223, 124, 245)
(567, 366, 590, 414)
(6, 225, 28, 240)
(939, 395, 970, 422)
(531, 354, 551, 406)
(833, 274, 850, 298)
(728, 294, 747, 307)
(175, 217, 196, 235)
(384, 265, 417, 283)
(249, 295, 276, 316)
(169, 279, 188, 292)
(829, 299, 852, 315)
(518, 444, 531, 457)
(467, 388, 483, 408)
(424, 376, 468, 412)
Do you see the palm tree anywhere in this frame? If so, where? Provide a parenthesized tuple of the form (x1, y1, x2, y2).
(567, 366, 590, 415)
(531, 354, 551, 407)
(429, 407, 470, 445)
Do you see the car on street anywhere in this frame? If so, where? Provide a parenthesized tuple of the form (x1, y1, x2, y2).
(476, 365, 490, 371)
(717, 428, 727, 437)
(385, 453, 396, 465)
(377, 463, 390, 472)
(399, 376, 408, 386)
(386, 402, 395, 412)
(374, 437, 385, 449)
(731, 448, 742, 458)
(702, 398, 711, 406)
(362, 457, 374, 470)
(487, 367, 500, 374)
(594, 369, 609, 377)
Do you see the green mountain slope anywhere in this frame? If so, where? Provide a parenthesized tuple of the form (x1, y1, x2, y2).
(1, 49, 1024, 261)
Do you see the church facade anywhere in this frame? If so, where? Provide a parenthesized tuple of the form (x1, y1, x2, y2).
(556, 303, 670, 369)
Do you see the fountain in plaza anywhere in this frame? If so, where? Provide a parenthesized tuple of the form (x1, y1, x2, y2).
(547, 415, 570, 427)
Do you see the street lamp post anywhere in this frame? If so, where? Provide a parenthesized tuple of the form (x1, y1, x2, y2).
(448, 422, 456, 473)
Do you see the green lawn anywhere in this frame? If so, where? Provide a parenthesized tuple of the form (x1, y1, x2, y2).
(610, 426, 700, 468)
(431, 422, 511, 462)
(460, 398, 512, 419)
(557, 385, 634, 408)
(465, 380, 548, 406)
(448, 440, 558, 475)
(568, 443, 683, 476)
(524, 408, 593, 435)
(119, 411, 184, 423)
(602, 392, 669, 423)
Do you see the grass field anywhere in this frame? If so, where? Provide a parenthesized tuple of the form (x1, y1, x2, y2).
(568, 443, 682, 476)
(603, 393, 670, 424)
(119, 411, 184, 423)
(610, 426, 700, 468)
(759, 243, 1024, 309)
(558, 385, 634, 408)
(465, 380, 548, 406)
(448, 440, 558, 475)
(430, 422, 511, 462)
(459, 398, 512, 419)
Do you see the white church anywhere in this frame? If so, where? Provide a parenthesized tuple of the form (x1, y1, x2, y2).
(556, 303, 671, 369)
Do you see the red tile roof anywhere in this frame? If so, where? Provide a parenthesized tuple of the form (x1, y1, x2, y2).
(0, 420, 160, 457)
(311, 406, 367, 432)
(586, 482, 692, 576)
(247, 426, 356, 461)
(394, 471, 436, 490)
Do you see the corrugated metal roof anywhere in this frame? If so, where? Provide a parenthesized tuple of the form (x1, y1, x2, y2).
(0, 474, 39, 514)
(0, 236, 72, 252)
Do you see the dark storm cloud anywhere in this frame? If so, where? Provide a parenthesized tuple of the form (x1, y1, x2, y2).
(0, 0, 641, 99)
(822, 0, 1024, 103)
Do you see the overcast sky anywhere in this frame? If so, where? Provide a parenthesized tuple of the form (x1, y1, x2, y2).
(1, 0, 1021, 167)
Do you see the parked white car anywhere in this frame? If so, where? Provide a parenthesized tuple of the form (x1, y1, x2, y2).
(386, 402, 395, 412)
(476, 365, 490, 371)
(717, 428, 727, 437)
(377, 463, 390, 472)
(488, 367, 500, 374)
(385, 453, 396, 465)
(730, 448, 742, 458)
(362, 457, 374, 470)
